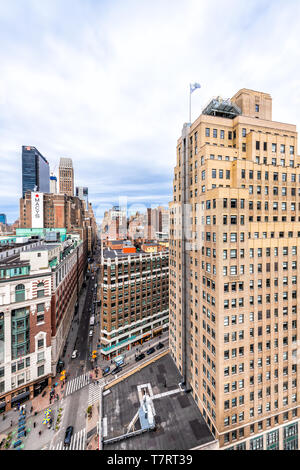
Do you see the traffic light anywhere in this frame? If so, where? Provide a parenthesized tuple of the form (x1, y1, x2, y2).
(92, 351, 97, 360)
(60, 370, 66, 381)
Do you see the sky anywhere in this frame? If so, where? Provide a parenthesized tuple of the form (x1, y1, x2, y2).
(1, 0, 300, 223)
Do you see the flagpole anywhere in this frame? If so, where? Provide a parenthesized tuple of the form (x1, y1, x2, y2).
(189, 85, 192, 124)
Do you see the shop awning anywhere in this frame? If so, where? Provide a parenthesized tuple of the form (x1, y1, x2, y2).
(11, 391, 30, 404)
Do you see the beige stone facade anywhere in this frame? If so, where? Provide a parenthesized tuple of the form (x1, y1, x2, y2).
(169, 89, 300, 449)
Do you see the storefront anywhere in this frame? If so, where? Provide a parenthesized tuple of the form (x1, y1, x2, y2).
(0, 399, 6, 414)
(33, 378, 49, 398)
(153, 327, 163, 338)
(141, 333, 152, 344)
(11, 387, 30, 408)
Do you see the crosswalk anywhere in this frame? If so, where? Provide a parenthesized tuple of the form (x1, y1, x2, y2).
(88, 379, 105, 406)
(65, 373, 91, 397)
(50, 428, 86, 451)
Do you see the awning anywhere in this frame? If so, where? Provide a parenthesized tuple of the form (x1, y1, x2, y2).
(153, 327, 163, 333)
(11, 391, 30, 404)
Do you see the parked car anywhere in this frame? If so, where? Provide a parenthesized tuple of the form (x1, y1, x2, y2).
(135, 353, 145, 362)
(111, 366, 122, 375)
(89, 330, 93, 337)
(102, 367, 110, 376)
(156, 342, 164, 350)
(147, 347, 155, 355)
(64, 426, 74, 447)
(71, 350, 78, 359)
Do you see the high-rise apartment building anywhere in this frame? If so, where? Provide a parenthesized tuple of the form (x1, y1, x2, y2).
(22, 146, 50, 197)
(59, 158, 74, 196)
(170, 89, 300, 450)
(146, 207, 170, 240)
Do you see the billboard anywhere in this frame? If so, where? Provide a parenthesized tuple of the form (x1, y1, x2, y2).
(31, 192, 44, 228)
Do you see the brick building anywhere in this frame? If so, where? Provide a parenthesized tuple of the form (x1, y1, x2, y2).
(20, 192, 97, 256)
(99, 246, 169, 360)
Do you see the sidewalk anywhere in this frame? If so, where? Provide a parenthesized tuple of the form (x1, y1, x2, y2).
(95, 332, 169, 371)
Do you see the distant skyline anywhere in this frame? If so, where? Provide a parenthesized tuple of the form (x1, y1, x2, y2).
(1, 0, 300, 223)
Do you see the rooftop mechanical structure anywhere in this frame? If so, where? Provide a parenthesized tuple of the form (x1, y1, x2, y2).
(202, 96, 242, 119)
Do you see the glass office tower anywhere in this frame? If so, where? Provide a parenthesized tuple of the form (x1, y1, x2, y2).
(22, 146, 50, 197)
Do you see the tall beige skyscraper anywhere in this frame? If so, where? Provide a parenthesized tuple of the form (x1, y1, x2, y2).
(169, 89, 300, 450)
(59, 157, 74, 196)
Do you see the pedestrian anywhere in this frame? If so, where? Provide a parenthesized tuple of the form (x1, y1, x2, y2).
(10, 420, 13, 427)
(39, 430, 42, 437)
(30, 406, 33, 413)
(33, 422, 36, 428)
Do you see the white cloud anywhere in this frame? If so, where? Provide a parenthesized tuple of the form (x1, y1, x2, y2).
(0, 0, 300, 222)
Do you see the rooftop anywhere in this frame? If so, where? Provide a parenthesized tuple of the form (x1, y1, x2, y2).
(103, 354, 214, 450)
(202, 96, 242, 119)
(102, 248, 168, 260)
(25, 244, 60, 253)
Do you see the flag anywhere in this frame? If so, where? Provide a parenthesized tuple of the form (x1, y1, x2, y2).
(190, 83, 201, 94)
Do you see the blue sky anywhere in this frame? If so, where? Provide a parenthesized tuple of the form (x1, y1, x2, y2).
(1, 0, 300, 223)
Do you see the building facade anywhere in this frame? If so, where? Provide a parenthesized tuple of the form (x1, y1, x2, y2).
(100, 246, 169, 360)
(59, 158, 74, 196)
(169, 89, 300, 450)
(19, 191, 97, 254)
(76, 187, 89, 209)
(50, 237, 86, 374)
(0, 246, 52, 413)
(22, 146, 50, 198)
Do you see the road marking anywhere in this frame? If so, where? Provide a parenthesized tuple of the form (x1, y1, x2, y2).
(65, 373, 90, 397)
(88, 380, 105, 406)
(102, 417, 108, 438)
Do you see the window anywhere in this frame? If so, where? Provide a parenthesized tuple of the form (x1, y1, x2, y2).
(205, 128, 210, 137)
(37, 352, 45, 363)
(37, 365, 45, 377)
(37, 314, 45, 324)
(255, 104, 260, 113)
(15, 284, 25, 303)
(37, 282, 45, 298)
